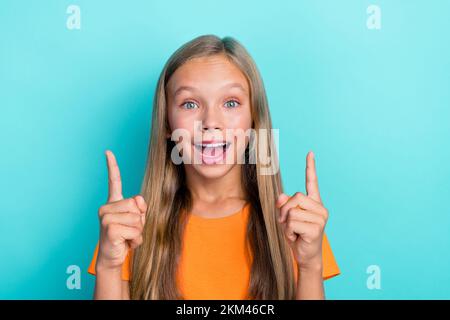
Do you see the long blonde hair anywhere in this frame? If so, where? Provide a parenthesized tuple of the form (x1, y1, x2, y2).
(131, 35, 296, 299)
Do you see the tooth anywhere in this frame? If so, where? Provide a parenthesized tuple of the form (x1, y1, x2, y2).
(205, 143, 224, 147)
(194, 142, 228, 148)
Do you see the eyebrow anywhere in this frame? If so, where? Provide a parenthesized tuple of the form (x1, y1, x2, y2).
(173, 82, 248, 97)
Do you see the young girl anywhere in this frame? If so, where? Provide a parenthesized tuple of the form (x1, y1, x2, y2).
(88, 35, 340, 300)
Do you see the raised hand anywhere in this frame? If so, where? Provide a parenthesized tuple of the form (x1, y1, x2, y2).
(276, 151, 328, 271)
(96, 150, 148, 271)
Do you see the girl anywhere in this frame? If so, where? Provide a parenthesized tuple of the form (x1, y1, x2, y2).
(88, 35, 340, 300)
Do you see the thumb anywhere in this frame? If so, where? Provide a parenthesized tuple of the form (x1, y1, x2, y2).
(276, 193, 290, 209)
(133, 195, 148, 213)
(133, 195, 148, 225)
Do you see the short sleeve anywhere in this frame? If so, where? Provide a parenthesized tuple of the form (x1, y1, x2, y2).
(292, 232, 341, 282)
(87, 242, 132, 281)
(321, 233, 340, 280)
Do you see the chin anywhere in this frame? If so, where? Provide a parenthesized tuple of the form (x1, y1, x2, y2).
(190, 162, 237, 179)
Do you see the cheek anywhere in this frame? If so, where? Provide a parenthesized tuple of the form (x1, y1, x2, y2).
(224, 108, 252, 131)
(167, 110, 196, 156)
(168, 107, 197, 133)
(225, 114, 253, 154)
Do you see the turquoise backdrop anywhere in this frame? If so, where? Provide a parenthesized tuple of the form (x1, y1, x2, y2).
(1, 0, 449, 299)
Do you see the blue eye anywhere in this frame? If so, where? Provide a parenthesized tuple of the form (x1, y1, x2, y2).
(182, 101, 198, 109)
(224, 100, 240, 108)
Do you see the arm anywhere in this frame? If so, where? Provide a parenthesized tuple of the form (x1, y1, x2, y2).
(296, 263, 325, 300)
(122, 281, 131, 299)
(93, 150, 146, 300)
(276, 151, 330, 300)
(93, 266, 128, 300)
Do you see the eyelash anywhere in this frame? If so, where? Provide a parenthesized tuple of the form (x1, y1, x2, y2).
(180, 99, 241, 109)
(224, 99, 241, 108)
(181, 101, 199, 109)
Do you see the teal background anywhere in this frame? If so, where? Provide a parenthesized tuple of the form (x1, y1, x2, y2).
(1, 0, 449, 299)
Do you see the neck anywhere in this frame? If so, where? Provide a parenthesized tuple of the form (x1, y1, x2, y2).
(184, 164, 246, 204)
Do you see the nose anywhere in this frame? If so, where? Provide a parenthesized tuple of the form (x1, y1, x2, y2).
(201, 106, 223, 132)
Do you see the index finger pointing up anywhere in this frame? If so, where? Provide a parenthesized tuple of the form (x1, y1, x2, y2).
(105, 150, 123, 203)
(305, 151, 322, 203)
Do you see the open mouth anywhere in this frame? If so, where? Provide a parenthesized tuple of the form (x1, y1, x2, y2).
(193, 142, 231, 165)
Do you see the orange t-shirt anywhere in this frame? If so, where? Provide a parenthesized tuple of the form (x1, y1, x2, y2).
(88, 202, 340, 299)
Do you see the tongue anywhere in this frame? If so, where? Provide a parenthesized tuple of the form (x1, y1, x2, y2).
(202, 147, 224, 164)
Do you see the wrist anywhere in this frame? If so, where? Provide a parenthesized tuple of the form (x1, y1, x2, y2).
(298, 256, 323, 275)
(95, 260, 123, 275)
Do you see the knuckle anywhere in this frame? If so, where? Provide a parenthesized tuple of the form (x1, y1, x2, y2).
(123, 198, 133, 207)
(323, 207, 329, 219)
(285, 212, 292, 222)
(98, 205, 106, 217)
(135, 195, 144, 203)
(319, 217, 326, 227)
(286, 207, 293, 216)
(313, 224, 322, 237)
(105, 224, 116, 239)
(126, 198, 139, 211)
(132, 228, 141, 239)
(109, 175, 120, 184)
(100, 214, 110, 228)
(288, 207, 299, 219)
(287, 218, 295, 229)
(294, 192, 303, 199)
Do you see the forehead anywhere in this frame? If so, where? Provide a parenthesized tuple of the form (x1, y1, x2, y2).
(166, 54, 249, 95)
